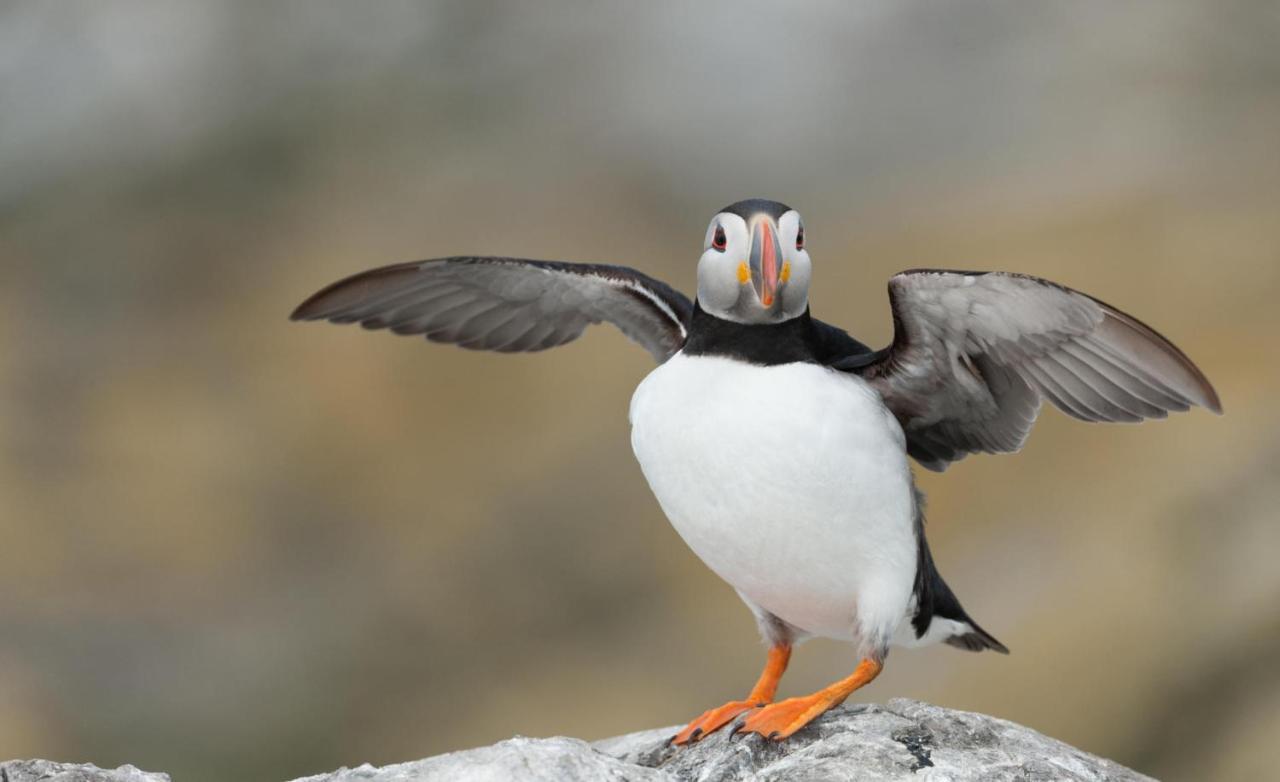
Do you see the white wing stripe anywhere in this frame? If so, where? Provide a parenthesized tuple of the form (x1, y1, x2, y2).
(619, 279, 688, 339)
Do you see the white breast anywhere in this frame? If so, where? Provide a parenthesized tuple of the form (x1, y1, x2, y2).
(629, 353, 917, 649)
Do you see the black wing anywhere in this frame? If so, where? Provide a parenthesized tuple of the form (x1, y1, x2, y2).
(855, 269, 1221, 471)
(291, 257, 693, 363)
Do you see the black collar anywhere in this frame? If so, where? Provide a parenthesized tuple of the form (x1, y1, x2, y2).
(680, 303, 824, 366)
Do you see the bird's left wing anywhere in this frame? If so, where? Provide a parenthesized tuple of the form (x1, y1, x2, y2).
(852, 269, 1221, 472)
(291, 257, 693, 363)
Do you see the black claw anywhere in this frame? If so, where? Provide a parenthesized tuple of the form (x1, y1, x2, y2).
(690, 727, 703, 741)
(768, 731, 780, 740)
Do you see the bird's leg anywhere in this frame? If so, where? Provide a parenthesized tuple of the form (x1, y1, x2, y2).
(736, 657, 882, 740)
(671, 644, 791, 745)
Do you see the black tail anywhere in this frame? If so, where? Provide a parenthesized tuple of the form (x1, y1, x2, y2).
(912, 523, 1010, 654)
(942, 609, 1009, 654)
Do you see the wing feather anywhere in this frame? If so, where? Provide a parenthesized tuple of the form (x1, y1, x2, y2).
(859, 269, 1220, 471)
(292, 257, 693, 363)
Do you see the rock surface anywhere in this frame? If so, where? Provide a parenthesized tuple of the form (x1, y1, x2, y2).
(0, 759, 170, 782)
(3, 700, 1153, 782)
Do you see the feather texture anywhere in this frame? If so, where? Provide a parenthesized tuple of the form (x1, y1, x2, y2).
(859, 269, 1221, 471)
(291, 257, 693, 363)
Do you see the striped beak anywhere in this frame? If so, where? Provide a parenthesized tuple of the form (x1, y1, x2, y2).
(749, 215, 782, 309)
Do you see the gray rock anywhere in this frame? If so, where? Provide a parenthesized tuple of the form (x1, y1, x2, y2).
(0, 759, 169, 782)
(2, 700, 1154, 782)
(291, 699, 1151, 782)
(592, 700, 1152, 782)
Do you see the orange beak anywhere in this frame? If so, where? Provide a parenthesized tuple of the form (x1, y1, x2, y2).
(749, 216, 782, 308)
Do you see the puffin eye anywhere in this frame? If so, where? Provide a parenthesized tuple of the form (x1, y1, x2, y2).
(712, 225, 727, 252)
(796, 225, 805, 250)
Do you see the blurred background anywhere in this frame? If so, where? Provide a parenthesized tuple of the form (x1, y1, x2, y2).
(1, 2, 1277, 780)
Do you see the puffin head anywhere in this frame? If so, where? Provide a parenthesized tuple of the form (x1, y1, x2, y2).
(696, 198, 811, 324)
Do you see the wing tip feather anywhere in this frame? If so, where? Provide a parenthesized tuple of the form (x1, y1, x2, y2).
(1094, 306, 1222, 416)
(290, 261, 429, 322)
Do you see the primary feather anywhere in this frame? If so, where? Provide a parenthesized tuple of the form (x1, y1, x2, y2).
(291, 257, 693, 363)
(856, 269, 1221, 471)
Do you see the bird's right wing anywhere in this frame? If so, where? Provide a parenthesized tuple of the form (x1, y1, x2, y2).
(291, 257, 694, 363)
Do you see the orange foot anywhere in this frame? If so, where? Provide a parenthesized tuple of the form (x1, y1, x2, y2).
(671, 644, 792, 745)
(736, 657, 883, 741)
(671, 699, 761, 745)
(736, 694, 831, 740)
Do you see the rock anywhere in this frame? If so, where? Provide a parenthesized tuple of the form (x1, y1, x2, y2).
(289, 737, 669, 782)
(593, 700, 1154, 781)
(0, 759, 170, 782)
(2, 699, 1153, 782)
(293, 699, 1151, 782)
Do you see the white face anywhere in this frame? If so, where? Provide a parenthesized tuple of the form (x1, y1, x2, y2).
(696, 208, 812, 324)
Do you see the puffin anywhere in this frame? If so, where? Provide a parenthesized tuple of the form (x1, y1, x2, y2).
(291, 198, 1220, 743)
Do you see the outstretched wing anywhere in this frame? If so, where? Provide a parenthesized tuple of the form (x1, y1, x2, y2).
(291, 257, 693, 363)
(855, 269, 1221, 471)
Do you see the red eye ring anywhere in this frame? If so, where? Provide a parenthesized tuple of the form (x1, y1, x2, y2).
(712, 225, 727, 251)
(796, 226, 805, 250)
